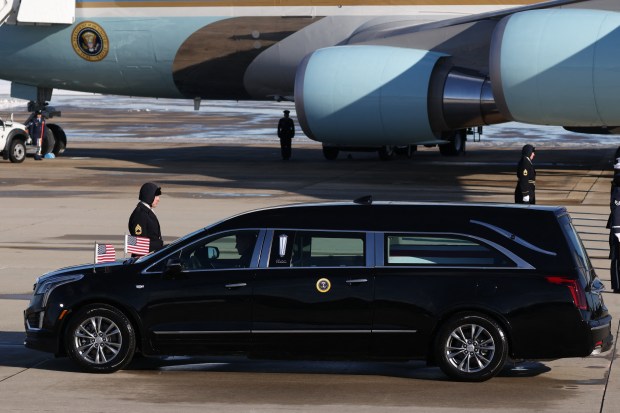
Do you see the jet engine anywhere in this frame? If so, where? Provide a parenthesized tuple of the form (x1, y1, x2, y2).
(294, 9, 620, 145)
(490, 9, 620, 128)
(294, 45, 503, 145)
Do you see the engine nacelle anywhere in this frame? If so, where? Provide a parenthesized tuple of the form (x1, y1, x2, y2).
(295, 45, 506, 146)
(490, 9, 620, 127)
(295, 46, 445, 145)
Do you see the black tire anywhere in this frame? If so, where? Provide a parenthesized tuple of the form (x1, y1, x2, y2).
(8, 138, 26, 163)
(40, 127, 56, 155)
(378, 145, 395, 161)
(435, 312, 508, 382)
(65, 304, 136, 373)
(323, 145, 339, 160)
(439, 130, 466, 156)
(47, 124, 67, 156)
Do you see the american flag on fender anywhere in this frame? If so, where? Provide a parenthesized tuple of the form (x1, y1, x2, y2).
(125, 235, 150, 256)
(95, 243, 116, 263)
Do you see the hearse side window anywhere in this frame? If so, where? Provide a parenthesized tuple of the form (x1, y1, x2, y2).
(385, 234, 515, 267)
(269, 230, 365, 267)
(179, 230, 259, 270)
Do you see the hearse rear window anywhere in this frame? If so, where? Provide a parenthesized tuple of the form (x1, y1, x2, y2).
(385, 234, 514, 267)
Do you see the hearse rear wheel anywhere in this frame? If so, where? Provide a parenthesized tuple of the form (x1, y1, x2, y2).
(65, 304, 136, 373)
(435, 312, 508, 382)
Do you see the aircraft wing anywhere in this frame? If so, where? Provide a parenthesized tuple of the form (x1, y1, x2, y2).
(291, 0, 620, 145)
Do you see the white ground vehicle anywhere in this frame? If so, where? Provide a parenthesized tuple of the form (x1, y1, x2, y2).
(1, 114, 66, 163)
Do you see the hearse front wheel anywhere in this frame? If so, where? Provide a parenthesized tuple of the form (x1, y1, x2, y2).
(435, 313, 508, 382)
(65, 304, 136, 373)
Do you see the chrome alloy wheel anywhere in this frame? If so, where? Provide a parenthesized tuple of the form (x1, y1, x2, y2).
(445, 323, 495, 373)
(73, 316, 123, 364)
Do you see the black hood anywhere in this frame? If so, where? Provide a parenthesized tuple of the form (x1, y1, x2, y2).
(521, 144, 535, 158)
(139, 182, 161, 206)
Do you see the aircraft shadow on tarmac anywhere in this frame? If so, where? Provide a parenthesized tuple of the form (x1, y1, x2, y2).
(63, 145, 615, 203)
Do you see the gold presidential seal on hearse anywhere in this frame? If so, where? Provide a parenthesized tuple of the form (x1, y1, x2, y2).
(316, 278, 331, 293)
(71, 21, 109, 62)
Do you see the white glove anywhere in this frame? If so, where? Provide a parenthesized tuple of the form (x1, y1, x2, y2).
(615, 233, 620, 242)
(523, 195, 530, 202)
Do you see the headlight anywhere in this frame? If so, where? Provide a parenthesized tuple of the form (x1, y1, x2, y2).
(34, 274, 84, 306)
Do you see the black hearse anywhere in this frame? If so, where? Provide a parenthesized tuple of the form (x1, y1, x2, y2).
(24, 201, 613, 381)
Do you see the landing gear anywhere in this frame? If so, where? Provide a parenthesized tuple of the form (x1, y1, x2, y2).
(378, 145, 395, 161)
(23, 87, 67, 158)
(439, 129, 467, 156)
(322, 145, 340, 160)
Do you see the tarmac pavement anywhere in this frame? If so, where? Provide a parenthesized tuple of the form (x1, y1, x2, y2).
(0, 139, 619, 412)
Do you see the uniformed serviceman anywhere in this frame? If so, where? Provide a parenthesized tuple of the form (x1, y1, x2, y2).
(128, 182, 164, 253)
(277, 110, 295, 160)
(608, 159, 620, 293)
(26, 110, 46, 160)
(514, 144, 536, 204)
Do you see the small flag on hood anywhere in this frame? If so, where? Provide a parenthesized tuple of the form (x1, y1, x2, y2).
(125, 235, 150, 256)
(95, 243, 116, 263)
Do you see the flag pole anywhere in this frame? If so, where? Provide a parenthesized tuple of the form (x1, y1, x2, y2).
(93, 241, 97, 273)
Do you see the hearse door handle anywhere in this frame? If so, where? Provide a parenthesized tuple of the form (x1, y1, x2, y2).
(346, 278, 368, 285)
(225, 283, 247, 289)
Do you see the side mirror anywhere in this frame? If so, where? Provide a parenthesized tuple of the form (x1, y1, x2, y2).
(164, 257, 183, 276)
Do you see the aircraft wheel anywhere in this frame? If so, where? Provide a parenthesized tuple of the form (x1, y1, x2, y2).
(322, 145, 339, 160)
(40, 127, 56, 155)
(439, 130, 466, 156)
(378, 145, 395, 161)
(47, 124, 67, 156)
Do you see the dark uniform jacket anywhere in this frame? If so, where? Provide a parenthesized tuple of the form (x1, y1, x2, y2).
(128, 183, 163, 252)
(28, 117, 46, 145)
(277, 116, 295, 140)
(515, 144, 536, 204)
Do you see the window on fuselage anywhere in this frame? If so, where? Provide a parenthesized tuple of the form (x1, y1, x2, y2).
(385, 234, 514, 267)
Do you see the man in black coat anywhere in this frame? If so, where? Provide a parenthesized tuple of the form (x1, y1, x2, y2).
(128, 182, 164, 253)
(608, 159, 620, 293)
(515, 144, 536, 204)
(277, 110, 295, 160)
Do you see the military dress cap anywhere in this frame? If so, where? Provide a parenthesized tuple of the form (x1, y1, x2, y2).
(283, 110, 290, 114)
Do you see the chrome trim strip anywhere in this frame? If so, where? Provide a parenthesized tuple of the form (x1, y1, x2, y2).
(225, 283, 247, 288)
(154, 329, 418, 334)
(154, 330, 250, 335)
(253, 330, 370, 334)
(470, 220, 557, 256)
(591, 323, 611, 331)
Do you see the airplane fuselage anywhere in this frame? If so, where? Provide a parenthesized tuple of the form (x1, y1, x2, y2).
(0, 1, 538, 100)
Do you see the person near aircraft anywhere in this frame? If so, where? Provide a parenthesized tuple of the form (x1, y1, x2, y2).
(277, 110, 295, 160)
(608, 159, 620, 293)
(515, 144, 536, 204)
(26, 110, 46, 160)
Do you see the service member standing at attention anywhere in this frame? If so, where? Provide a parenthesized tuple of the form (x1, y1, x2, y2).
(277, 109, 295, 160)
(128, 182, 164, 253)
(608, 160, 620, 293)
(515, 144, 536, 204)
